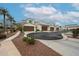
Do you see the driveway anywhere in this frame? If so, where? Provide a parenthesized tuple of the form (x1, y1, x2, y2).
(24, 32, 79, 56)
(38, 36, 79, 56)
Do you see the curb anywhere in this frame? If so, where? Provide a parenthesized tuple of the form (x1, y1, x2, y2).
(5, 31, 21, 41)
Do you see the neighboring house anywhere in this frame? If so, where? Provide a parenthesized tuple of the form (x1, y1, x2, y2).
(63, 24, 79, 30)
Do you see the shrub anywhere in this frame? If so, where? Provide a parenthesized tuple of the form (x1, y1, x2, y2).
(26, 36, 35, 44)
(16, 24, 22, 32)
(12, 28, 16, 32)
(0, 33, 6, 39)
(71, 29, 79, 38)
(23, 37, 27, 42)
(23, 36, 35, 45)
(35, 29, 39, 32)
(18, 26, 22, 32)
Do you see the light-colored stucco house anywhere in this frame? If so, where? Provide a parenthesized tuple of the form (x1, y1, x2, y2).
(63, 24, 79, 30)
(22, 19, 61, 32)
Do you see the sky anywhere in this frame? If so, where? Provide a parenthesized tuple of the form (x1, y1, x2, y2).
(0, 3, 79, 26)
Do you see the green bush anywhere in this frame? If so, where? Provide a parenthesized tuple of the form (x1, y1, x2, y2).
(36, 29, 40, 32)
(23, 36, 35, 45)
(26, 36, 35, 44)
(71, 29, 79, 38)
(23, 37, 27, 41)
(16, 24, 22, 32)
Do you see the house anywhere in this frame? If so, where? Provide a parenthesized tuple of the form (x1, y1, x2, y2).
(63, 24, 79, 30)
(22, 19, 60, 32)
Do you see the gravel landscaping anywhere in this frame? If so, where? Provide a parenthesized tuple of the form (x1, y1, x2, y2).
(12, 33, 61, 56)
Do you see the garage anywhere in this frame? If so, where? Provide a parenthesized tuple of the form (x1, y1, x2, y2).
(42, 25, 48, 31)
(24, 26, 34, 31)
(50, 27, 54, 31)
(56, 27, 59, 31)
(23, 24, 35, 31)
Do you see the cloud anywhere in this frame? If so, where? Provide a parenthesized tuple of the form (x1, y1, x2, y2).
(71, 20, 78, 23)
(25, 6, 57, 15)
(20, 3, 33, 8)
(49, 12, 64, 20)
(21, 4, 79, 26)
(72, 3, 79, 10)
(55, 22, 62, 26)
(66, 11, 79, 17)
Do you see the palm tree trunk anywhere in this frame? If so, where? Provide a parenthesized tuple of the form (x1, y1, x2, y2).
(3, 14, 6, 33)
(11, 21, 13, 32)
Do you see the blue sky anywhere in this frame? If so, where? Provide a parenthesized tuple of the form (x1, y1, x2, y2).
(0, 3, 79, 26)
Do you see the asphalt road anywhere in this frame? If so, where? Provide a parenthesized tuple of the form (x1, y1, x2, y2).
(27, 32, 63, 40)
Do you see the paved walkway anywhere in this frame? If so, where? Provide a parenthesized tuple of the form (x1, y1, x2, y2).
(38, 33, 79, 56)
(0, 31, 21, 56)
(5, 31, 21, 41)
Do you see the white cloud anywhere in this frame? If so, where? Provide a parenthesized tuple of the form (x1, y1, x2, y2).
(72, 3, 79, 10)
(21, 4, 79, 25)
(20, 3, 33, 8)
(66, 11, 79, 17)
(25, 6, 57, 15)
(49, 12, 64, 19)
(55, 22, 62, 26)
(71, 20, 78, 23)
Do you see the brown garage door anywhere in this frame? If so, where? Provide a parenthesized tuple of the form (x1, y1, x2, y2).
(56, 28, 59, 31)
(42, 25, 48, 31)
(50, 27, 54, 31)
(24, 26, 34, 31)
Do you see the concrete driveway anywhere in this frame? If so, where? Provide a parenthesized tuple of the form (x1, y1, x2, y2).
(24, 32, 79, 56)
(38, 37, 79, 56)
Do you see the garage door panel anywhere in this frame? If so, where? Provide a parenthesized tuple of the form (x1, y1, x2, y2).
(42, 26, 48, 31)
(24, 26, 34, 31)
(50, 27, 54, 31)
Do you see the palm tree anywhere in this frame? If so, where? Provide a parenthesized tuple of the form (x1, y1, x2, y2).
(12, 19, 16, 25)
(0, 8, 8, 33)
(6, 14, 12, 33)
(7, 15, 16, 32)
(12, 19, 16, 32)
(7, 15, 14, 32)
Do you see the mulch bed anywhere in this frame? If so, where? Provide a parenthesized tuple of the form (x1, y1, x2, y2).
(12, 33, 61, 56)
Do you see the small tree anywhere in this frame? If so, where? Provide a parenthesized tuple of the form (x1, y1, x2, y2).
(17, 24, 22, 32)
(28, 20, 32, 24)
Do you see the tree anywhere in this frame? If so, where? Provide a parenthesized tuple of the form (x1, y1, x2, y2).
(7, 15, 14, 32)
(12, 19, 16, 32)
(72, 29, 79, 38)
(0, 8, 8, 33)
(29, 20, 32, 24)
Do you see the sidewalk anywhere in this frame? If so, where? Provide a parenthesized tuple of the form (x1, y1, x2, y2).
(0, 31, 21, 56)
(0, 40, 21, 56)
